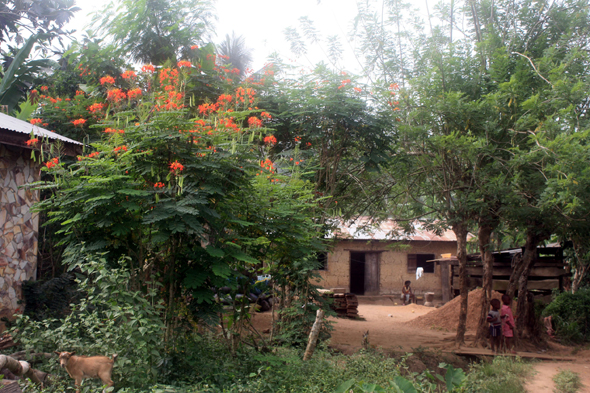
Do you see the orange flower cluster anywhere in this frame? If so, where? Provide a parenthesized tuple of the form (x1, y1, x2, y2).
(76, 90, 85, 96)
(141, 64, 156, 73)
(263, 135, 277, 145)
(198, 102, 218, 115)
(222, 68, 240, 75)
(30, 118, 42, 125)
(169, 160, 184, 172)
(159, 68, 179, 86)
(248, 117, 263, 128)
(177, 60, 192, 68)
(45, 157, 59, 169)
(78, 151, 100, 161)
(88, 103, 105, 113)
(260, 158, 275, 173)
(100, 76, 115, 85)
(72, 118, 86, 127)
(114, 145, 128, 153)
(107, 88, 126, 102)
(154, 182, 166, 188)
(236, 87, 256, 105)
(294, 136, 301, 143)
(105, 128, 125, 134)
(353, 87, 362, 93)
(218, 117, 239, 132)
(128, 88, 142, 99)
(40, 86, 49, 92)
(338, 79, 351, 89)
(191, 45, 199, 50)
(261, 112, 272, 120)
(122, 70, 137, 79)
(25, 138, 39, 146)
(217, 94, 233, 106)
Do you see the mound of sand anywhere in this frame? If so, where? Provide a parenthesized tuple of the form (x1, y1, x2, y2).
(409, 288, 513, 332)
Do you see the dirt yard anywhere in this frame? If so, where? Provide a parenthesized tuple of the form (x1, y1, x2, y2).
(251, 302, 590, 392)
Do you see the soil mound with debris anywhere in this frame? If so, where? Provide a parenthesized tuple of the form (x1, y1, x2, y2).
(409, 288, 511, 332)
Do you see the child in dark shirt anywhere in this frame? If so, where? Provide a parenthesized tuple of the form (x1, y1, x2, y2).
(401, 281, 413, 305)
(487, 298, 502, 353)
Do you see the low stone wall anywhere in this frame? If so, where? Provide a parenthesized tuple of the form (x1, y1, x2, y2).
(0, 144, 39, 324)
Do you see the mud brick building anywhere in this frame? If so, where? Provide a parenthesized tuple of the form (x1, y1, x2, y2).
(317, 218, 458, 298)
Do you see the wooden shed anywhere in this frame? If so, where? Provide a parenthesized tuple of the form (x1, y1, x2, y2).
(434, 246, 568, 298)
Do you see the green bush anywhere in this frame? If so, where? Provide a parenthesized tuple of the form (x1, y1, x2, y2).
(12, 255, 165, 389)
(543, 289, 590, 343)
(553, 370, 582, 393)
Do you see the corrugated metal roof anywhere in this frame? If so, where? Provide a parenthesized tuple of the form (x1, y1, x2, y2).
(328, 217, 458, 242)
(0, 112, 82, 145)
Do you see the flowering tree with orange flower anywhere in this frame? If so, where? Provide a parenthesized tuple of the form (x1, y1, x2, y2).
(33, 61, 330, 354)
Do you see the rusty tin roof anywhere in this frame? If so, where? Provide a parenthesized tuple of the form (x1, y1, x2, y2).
(0, 112, 82, 145)
(329, 217, 458, 242)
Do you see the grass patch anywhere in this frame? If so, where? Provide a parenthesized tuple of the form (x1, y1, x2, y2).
(462, 356, 533, 393)
(553, 370, 582, 393)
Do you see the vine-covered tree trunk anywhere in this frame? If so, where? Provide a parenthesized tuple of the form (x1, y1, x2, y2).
(572, 238, 589, 294)
(507, 253, 524, 300)
(474, 222, 495, 347)
(454, 223, 469, 347)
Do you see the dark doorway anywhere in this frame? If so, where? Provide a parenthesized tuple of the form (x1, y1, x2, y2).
(350, 252, 366, 295)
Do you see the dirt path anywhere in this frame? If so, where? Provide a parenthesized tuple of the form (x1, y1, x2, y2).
(525, 362, 590, 393)
(252, 303, 470, 354)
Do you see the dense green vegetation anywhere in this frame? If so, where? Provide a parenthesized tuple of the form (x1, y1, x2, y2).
(543, 289, 590, 344)
(1, 0, 589, 390)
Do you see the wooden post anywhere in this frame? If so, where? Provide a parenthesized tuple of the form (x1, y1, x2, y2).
(440, 261, 451, 303)
(303, 309, 325, 361)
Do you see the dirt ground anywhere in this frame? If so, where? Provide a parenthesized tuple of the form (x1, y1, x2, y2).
(253, 303, 487, 354)
(251, 303, 590, 391)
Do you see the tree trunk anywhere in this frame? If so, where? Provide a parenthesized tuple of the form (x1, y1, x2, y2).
(474, 222, 495, 347)
(453, 223, 469, 347)
(303, 309, 325, 361)
(572, 264, 589, 294)
(515, 228, 548, 339)
(507, 252, 524, 300)
(571, 237, 589, 294)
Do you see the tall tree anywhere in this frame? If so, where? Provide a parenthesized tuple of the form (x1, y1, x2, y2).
(0, 0, 79, 45)
(92, 0, 214, 64)
(217, 32, 253, 77)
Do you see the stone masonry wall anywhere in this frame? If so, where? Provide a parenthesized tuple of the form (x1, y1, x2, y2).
(0, 144, 39, 323)
(316, 240, 457, 296)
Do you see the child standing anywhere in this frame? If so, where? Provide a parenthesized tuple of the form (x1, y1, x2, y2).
(487, 298, 502, 353)
(401, 281, 413, 305)
(501, 294, 517, 354)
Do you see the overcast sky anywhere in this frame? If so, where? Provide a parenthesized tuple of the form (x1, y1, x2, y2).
(71, 0, 361, 71)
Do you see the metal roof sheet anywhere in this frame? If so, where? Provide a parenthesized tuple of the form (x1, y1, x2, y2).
(0, 112, 82, 145)
(328, 217, 458, 242)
